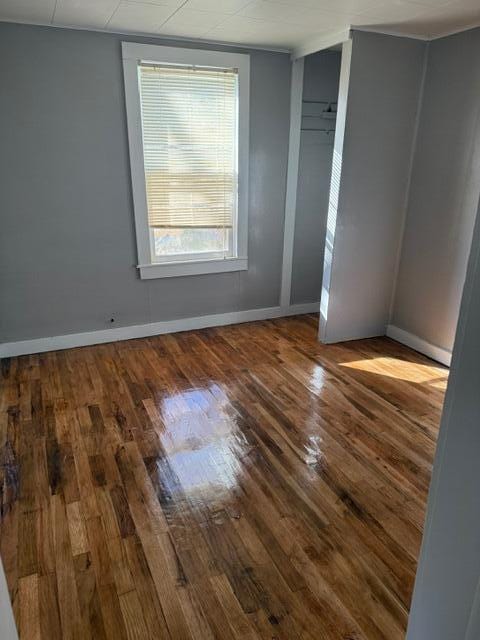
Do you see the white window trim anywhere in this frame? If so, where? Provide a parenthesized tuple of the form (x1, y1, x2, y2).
(122, 42, 250, 279)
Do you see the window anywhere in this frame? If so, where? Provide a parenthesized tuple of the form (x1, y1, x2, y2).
(122, 43, 249, 279)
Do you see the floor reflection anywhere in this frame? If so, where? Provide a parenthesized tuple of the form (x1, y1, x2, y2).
(158, 384, 245, 498)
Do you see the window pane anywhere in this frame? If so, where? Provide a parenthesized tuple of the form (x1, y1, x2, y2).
(139, 64, 238, 246)
(154, 228, 228, 256)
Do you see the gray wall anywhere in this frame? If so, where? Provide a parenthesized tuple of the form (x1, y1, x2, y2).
(392, 28, 480, 354)
(0, 560, 17, 640)
(0, 22, 291, 342)
(407, 192, 480, 640)
(291, 50, 341, 305)
(320, 31, 426, 342)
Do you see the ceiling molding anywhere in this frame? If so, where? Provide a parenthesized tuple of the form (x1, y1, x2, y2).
(430, 20, 480, 41)
(352, 26, 430, 42)
(2, 8, 480, 57)
(292, 28, 351, 60)
(0, 18, 292, 54)
(352, 20, 480, 44)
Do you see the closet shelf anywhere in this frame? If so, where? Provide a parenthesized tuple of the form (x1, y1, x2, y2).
(302, 99, 337, 121)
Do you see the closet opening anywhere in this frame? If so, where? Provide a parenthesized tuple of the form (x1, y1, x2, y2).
(290, 46, 342, 308)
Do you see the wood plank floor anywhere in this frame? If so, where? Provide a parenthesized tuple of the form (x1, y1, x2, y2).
(0, 314, 447, 639)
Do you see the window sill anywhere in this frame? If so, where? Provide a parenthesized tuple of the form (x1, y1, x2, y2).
(138, 257, 248, 280)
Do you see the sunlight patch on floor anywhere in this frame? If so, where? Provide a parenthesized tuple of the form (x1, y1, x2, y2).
(340, 356, 448, 387)
(429, 378, 448, 390)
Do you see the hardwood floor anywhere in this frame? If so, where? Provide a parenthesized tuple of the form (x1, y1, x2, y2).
(0, 314, 447, 639)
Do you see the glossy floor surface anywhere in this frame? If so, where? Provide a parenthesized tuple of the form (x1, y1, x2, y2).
(0, 315, 447, 639)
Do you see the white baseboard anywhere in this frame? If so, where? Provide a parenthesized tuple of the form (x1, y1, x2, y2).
(0, 302, 319, 358)
(386, 324, 451, 367)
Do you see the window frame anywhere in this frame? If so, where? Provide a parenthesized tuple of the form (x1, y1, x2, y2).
(122, 42, 250, 280)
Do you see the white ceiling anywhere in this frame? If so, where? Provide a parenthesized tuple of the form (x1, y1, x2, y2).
(0, 0, 479, 52)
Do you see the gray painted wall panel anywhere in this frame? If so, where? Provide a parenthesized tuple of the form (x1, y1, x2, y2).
(0, 22, 291, 342)
(321, 31, 426, 342)
(0, 559, 17, 639)
(407, 193, 480, 640)
(392, 28, 480, 353)
(291, 51, 340, 305)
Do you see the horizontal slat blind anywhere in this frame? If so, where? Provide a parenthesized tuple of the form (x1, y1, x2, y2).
(139, 63, 238, 229)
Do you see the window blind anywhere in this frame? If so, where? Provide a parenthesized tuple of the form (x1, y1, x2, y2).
(139, 63, 238, 229)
